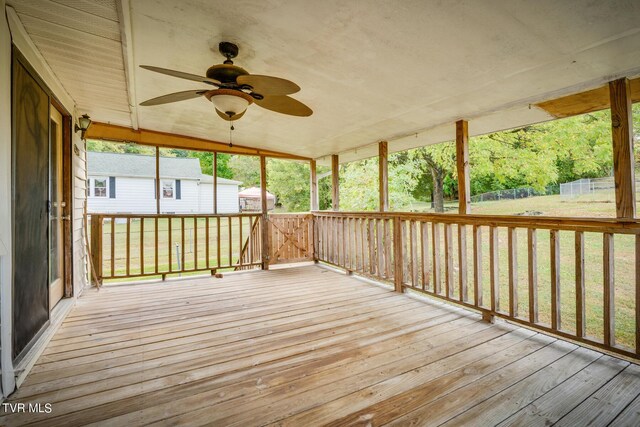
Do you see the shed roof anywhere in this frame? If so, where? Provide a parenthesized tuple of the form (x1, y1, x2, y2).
(239, 187, 275, 200)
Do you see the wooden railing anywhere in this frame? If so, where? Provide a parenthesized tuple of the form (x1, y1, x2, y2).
(313, 211, 640, 360)
(89, 213, 263, 281)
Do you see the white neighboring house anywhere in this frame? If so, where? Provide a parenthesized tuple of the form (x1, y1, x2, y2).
(87, 152, 241, 214)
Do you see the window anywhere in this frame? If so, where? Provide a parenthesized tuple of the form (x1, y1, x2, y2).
(162, 179, 175, 199)
(92, 178, 108, 198)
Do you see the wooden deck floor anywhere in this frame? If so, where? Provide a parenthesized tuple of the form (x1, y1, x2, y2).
(2, 265, 640, 426)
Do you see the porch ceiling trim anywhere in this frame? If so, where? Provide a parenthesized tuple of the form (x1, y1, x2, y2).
(85, 122, 312, 161)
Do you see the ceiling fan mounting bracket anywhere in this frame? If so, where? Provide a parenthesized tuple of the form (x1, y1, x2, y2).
(219, 41, 239, 64)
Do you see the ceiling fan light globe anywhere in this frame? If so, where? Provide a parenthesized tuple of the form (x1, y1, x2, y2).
(206, 90, 252, 118)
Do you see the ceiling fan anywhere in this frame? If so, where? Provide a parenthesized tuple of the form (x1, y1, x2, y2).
(139, 42, 312, 121)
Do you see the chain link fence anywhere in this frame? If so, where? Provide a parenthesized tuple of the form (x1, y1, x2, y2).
(471, 186, 555, 203)
(560, 176, 640, 199)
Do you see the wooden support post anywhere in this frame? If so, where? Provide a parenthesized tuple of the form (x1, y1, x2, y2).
(456, 120, 471, 214)
(379, 141, 389, 212)
(393, 216, 404, 293)
(90, 215, 103, 286)
(331, 154, 339, 211)
(155, 146, 160, 214)
(213, 151, 218, 214)
(609, 78, 636, 219)
(260, 155, 269, 270)
(310, 159, 318, 211)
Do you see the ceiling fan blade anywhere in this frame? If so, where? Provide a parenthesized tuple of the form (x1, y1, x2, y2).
(236, 74, 300, 95)
(140, 65, 220, 86)
(140, 90, 208, 106)
(215, 108, 246, 121)
(254, 95, 312, 117)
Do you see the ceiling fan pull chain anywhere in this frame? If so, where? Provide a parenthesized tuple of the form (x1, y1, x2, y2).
(229, 121, 234, 147)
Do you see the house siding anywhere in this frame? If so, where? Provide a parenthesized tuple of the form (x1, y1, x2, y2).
(87, 177, 239, 214)
(72, 137, 88, 298)
(199, 183, 240, 213)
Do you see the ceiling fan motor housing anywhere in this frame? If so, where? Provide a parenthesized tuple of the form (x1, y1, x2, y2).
(206, 64, 249, 84)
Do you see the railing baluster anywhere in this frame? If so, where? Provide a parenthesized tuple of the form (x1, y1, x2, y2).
(369, 219, 376, 276)
(528, 228, 538, 323)
(361, 218, 367, 273)
(154, 217, 158, 275)
(603, 232, 615, 346)
(228, 216, 232, 267)
(473, 225, 482, 307)
(490, 226, 499, 313)
(377, 219, 384, 279)
(432, 223, 441, 295)
(181, 217, 186, 271)
(575, 231, 585, 338)
(216, 217, 221, 268)
(110, 216, 115, 277)
(205, 217, 210, 269)
(140, 218, 144, 275)
(393, 216, 403, 292)
(508, 227, 518, 318)
(126, 218, 131, 277)
(421, 221, 430, 291)
(458, 224, 468, 302)
(384, 219, 392, 279)
(444, 223, 453, 298)
(410, 220, 418, 288)
(237, 216, 242, 267)
(194, 217, 198, 270)
(550, 229, 561, 330)
(401, 220, 408, 284)
(168, 217, 172, 272)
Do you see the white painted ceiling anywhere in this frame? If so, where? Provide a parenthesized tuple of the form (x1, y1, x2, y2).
(10, 0, 640, 164)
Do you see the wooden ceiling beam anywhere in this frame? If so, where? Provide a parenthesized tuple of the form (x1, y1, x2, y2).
(536, 77, 640, 118)
(84, 122, 312, 161)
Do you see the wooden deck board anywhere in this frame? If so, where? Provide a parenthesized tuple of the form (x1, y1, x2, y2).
(1, 265, 638, 426)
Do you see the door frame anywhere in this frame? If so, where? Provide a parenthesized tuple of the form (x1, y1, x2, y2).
(50, 97, 73, 299)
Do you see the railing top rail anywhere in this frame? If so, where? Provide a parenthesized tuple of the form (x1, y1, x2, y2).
(88, 213, 261, 219)
(311, 210, 640, 233)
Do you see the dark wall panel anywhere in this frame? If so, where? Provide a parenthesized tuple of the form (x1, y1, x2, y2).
(12, 51, 50, 359)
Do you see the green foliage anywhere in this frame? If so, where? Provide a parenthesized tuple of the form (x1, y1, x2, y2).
(228, 155, 261, 188)
(267, 160, 310, 212)
(339, 154, 418, 211)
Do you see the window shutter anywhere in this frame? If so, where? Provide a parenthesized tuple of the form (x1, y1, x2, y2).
(176, 179, 181, 200)
(109, 177, 116, 198)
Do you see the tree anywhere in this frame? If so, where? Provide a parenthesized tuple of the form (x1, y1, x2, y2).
(228, 155, 261, 188)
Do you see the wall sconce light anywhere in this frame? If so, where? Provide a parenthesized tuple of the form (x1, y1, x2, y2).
(74, 114, 92, 139)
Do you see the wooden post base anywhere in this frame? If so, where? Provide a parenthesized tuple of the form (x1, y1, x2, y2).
(482, 312, 495, 324)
